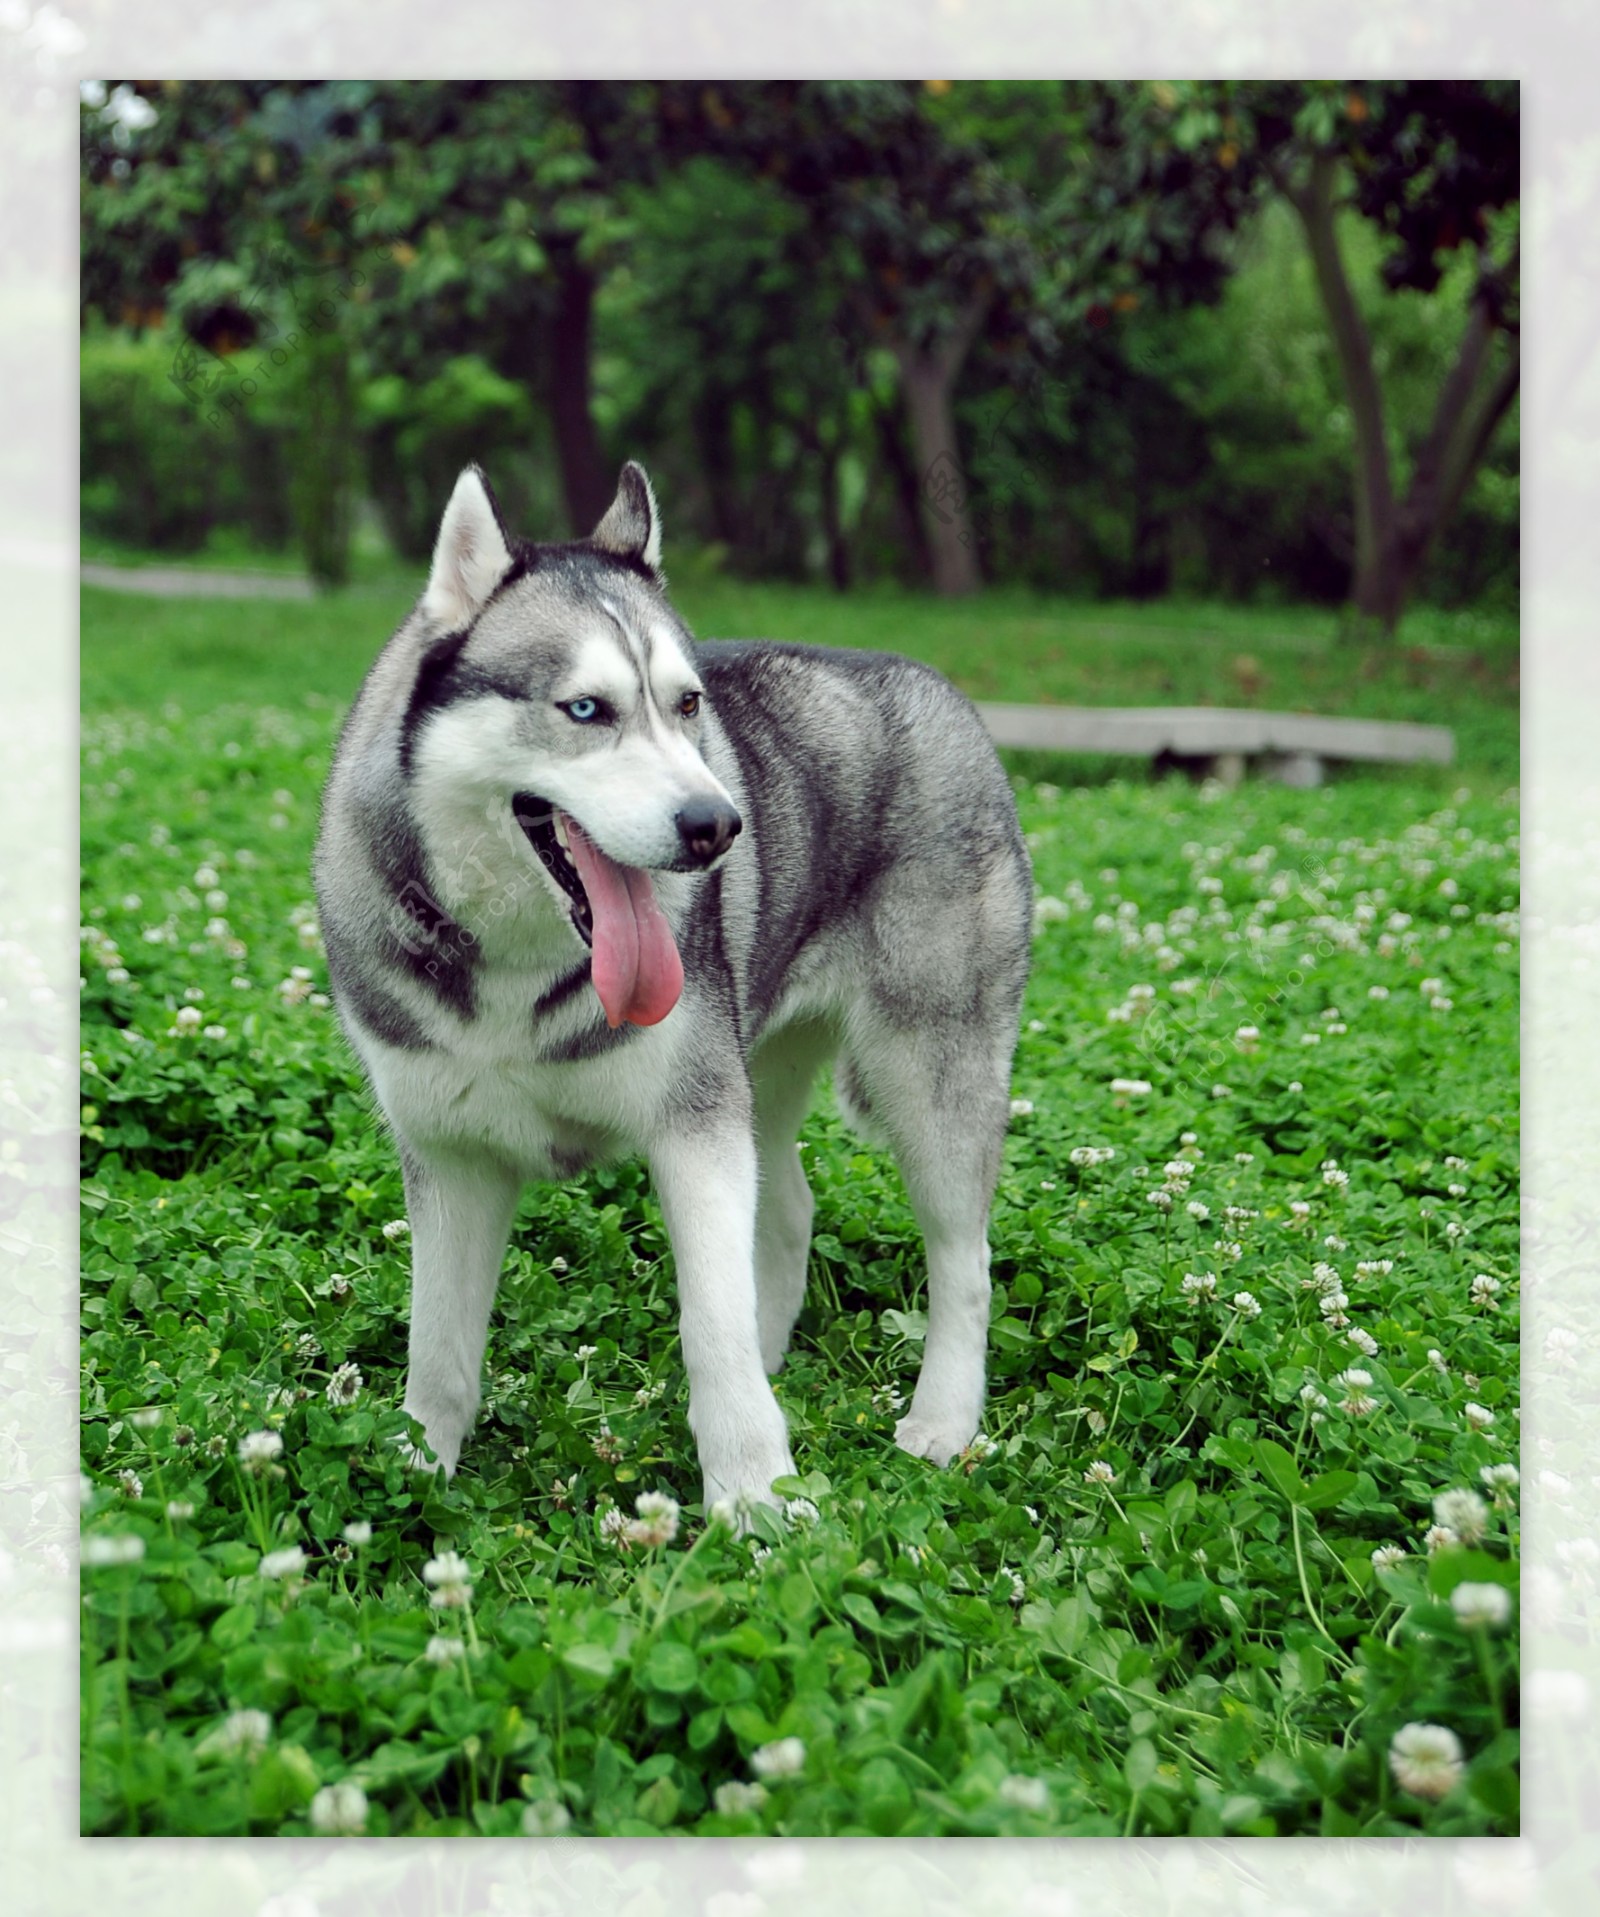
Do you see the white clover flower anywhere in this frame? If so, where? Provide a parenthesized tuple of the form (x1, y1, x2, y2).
(258, 1545, 307, 1581)
(173, 1004, 203, 1033)
(310, 1781, 369, 1835)
(599, 1506, 630, 1544)
(550, 1256, 568, 1273)
(423, 1550, 473, 1608)
(381, 1219, 410, 1241)
(1163, 1159, 1194, 1186)
(750, 1736, 806, 1780)
(1544, 1327, 1580, 1369)
(1356, 1258, 1395, 1279)
(1008, 1570, 1026, 1605)
(1371, 1543, 1407, 1569)
(1346, 1327, 1380, 1358)
(81, 1534, 146, 1568)
(1389, 1723, 1464, 1801)
(202, 1024, 228, 1040)
(1318, 1289, 1351, 1317)
(198, 1708, 272, 1758)
(1289, 1201, 1312, 1219)
(521, 1797, 573, 1835)
(1008, 1097, 1035, 1117)
(1234, 1151, 1255, 1165)
(1186, 1201, 1210, 1221)
(783, 1497, 821, 1527)
(129, 1407, 161, 1431)
(238, 1429, 284, 1471)
(998, 1774, 1051, 1813)
(1083, 1460, 1116, 1486)
(425, 1634, 466, 1666)
(1427, 1348, 1448, 1374)
(625, 1490, 681, 1548)
(1526, 1670, 1591, 1721)
(1324, 1232, 1347, 1250)
(1211, 1084, 1233, 1099)
(714, 1780, 769, 1816)
(342, 1520, 373, 1547)
(1443, 1220, 1465, 1241)
(1480, 1463, 1519, 1494)
(1470, 1274, 1501, 1308)
(1463, 1402, 1496, 1432)
(575, 1344, 597, 1362)
(325, 1362, 362, 1407)
(1424, 1524, 1459, 1555)
(1147, 1189, 1173, 1212)
(1321, 1161, 1349, 1189)
(118, 1469, 144, 1499)
(1368, 984, 1390, 999)
(1110, 1077, 1152, 1096)
(1181, 1271, 1217, 1301)
(1450, 1582, 1512, 1630)
(1234, 1025, 1260, 1049)
(1231, 1291, 1262, 1319)
(1433, 1488, 1489, 1545)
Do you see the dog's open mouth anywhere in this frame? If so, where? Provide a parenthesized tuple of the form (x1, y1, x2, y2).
(512, 794, 594, 946)
(511, 793, 684, 1029)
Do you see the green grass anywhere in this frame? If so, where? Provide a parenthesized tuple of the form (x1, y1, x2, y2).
(79, 580, 1519, 1837)
(80, 566, 1519, 785)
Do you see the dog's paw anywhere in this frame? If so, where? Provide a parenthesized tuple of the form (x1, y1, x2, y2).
(893, 1412, 975, 1468)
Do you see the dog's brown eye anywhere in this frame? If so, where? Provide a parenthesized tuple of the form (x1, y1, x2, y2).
(678, 691, 701, 719)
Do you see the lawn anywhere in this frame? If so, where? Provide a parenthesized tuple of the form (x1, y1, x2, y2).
(79, 576, 1519, 1837)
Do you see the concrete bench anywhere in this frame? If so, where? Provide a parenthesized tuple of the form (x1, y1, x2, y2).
(974, 703, 1454, 786)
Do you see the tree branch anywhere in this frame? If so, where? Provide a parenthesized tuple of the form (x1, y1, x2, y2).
(1288, 150, 1396, 580)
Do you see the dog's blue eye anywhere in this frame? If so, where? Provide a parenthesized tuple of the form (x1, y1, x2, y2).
(566, 697, 601, 723)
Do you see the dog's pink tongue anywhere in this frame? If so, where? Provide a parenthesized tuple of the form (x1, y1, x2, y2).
(560, 814, 684, 1028)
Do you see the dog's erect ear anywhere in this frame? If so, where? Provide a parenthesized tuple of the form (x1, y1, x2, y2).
(423, 466, 513, 629)
(588, 461, 662, 574)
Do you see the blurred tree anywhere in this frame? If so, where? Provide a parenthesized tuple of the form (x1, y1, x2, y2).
(1095, 81, 1519, 632)
(81, 80, 386, 583)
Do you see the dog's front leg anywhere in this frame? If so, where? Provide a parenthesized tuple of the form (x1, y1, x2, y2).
(398, 1143, 522, 1475)
(648, 1122, 797, 1512)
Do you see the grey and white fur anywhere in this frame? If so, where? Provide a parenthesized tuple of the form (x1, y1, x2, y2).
(315, 462, 1031, 1512)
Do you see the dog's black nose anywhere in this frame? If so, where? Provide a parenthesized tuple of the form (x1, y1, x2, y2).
(676, 799, 742, 866)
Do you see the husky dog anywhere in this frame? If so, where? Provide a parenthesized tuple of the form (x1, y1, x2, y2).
(315, 463, 1031, 1512)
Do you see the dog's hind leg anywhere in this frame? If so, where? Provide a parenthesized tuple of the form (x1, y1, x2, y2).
(398, 1143, 522, 1476)
(842, 1027, 1013, 1468)
(749, 1018, 832, 1374)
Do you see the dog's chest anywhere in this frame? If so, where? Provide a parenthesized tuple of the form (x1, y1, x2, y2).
(370, 958, 653, 1178)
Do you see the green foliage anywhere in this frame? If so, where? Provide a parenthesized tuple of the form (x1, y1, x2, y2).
(362, 355, 542, 561)
(80, 80, 1518, 616)
(79, 587, 1518, 1837)
(80, 324, 293, 553)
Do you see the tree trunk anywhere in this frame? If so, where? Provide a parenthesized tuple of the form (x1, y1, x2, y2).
(818, 443, 851, 591)
(893, 294, 990, 596)
(544, 240, 613, 535)
(873, 398, 931, 581)
(1287, 152, 1400, 630)
(1288, 155, 1520, 635)
(291, 329, 354, 587)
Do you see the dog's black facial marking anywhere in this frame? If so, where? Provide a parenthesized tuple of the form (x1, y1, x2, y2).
(512, 794, 593, 946)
